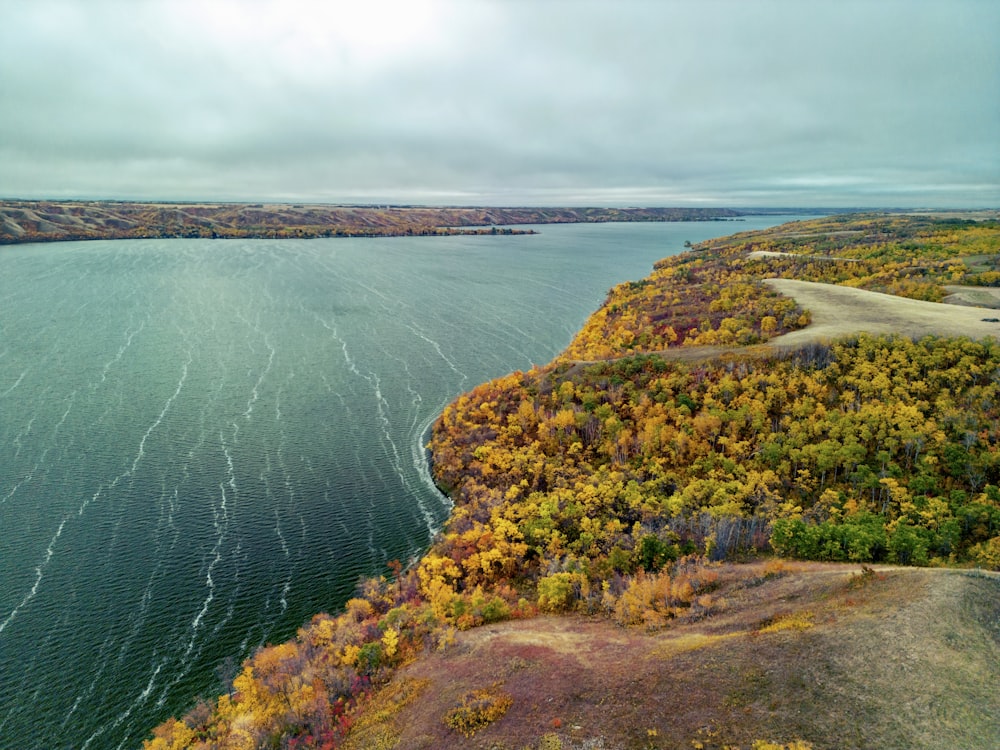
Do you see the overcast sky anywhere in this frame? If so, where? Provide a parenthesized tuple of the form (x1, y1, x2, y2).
(1, 0, 997, 207)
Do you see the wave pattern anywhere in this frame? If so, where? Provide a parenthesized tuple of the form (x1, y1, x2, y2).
(0, 219, 798, 748)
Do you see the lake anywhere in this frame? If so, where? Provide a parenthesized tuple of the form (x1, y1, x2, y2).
(0, 217, 807, 748)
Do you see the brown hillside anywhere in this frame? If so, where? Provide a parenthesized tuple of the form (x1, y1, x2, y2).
(348, 563, 999, 750)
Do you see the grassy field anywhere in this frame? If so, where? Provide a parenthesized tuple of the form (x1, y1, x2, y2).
(345, 563, 999, 750)
(763, 279, 1000, 346)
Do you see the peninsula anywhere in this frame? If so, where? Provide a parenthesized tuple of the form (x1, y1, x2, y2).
(145, 211, 1000, 750)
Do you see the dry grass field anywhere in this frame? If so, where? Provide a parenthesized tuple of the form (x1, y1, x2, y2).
(763, 279, 1000, 348)
(345, 563, 999, 750)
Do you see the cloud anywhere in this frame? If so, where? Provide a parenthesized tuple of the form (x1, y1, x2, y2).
(1, 0, 997, 206)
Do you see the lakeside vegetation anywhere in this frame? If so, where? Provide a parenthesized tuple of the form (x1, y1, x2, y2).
(144, 212, 1000, 749)
(0, 201, 753, 244)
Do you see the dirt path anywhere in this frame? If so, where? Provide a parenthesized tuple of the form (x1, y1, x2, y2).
(748, 250, 860, 262)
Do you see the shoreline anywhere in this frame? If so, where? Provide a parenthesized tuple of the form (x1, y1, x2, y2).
(0, 200, 762, 246)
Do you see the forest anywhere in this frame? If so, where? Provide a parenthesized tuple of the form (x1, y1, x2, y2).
(145, 212, 1000, 749)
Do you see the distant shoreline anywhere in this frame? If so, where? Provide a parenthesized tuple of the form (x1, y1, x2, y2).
(0, 200, 784, 246)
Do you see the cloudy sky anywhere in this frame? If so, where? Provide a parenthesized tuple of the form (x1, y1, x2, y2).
(1, 0, 997, 207)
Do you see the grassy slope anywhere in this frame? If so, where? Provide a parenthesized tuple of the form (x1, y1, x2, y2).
(348, 564, 999, 750)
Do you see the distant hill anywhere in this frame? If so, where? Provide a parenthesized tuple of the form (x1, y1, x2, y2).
(0, 201, 753, 244)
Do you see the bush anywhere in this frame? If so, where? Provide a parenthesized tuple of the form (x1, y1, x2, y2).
(355, 641, 384, 676)
(970, 535, 1000, 570)
(614, 571, 675, 628)
(637, 533, 678, 571)
(770, 515, 887, 563)
(450, 588, 513, 630)
(887, 521, 930, 566)
(443, 685, 513, 737)
(613, 557, 719, 629)
(537, 572, 585, 612)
